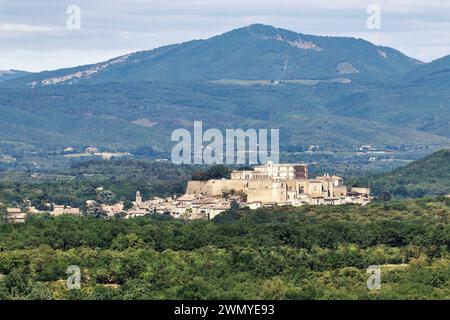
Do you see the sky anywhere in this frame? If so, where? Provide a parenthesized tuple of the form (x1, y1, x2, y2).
(1, 0, 450, 72)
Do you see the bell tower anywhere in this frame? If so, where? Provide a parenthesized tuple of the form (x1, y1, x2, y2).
(135, 191, 142, 205)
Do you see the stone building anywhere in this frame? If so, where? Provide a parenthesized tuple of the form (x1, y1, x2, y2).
(5, 208, 27, 224)
(231, 162, 308, 180)
(101, 202, 125, 218)
(52, 205, 81, 216)
(186, 161, 371, 206)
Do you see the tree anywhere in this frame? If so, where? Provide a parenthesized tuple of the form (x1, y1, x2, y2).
(27, 282, 53, 300)
(381, 191, 392, 202)
(0, 207, 6, 224)
(83, 201, 107, 219)
(97, 190, 116, 205)
(123, 200, 133, 211)
(191, 165, 230, 181)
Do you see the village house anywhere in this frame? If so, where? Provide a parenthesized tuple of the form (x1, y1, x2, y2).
(5, 208, 27, 224)
(51, 205, 81, 216)
(4, 201, 82, 224)
(101, 202, 125, 218)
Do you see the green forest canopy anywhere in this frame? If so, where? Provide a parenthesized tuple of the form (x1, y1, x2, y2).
(0, 197, 448, 300)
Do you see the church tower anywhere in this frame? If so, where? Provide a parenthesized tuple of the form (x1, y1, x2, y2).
(135, 191, 142, 205)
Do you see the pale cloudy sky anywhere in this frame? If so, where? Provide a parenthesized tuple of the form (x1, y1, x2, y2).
(1, 0, 449, 72)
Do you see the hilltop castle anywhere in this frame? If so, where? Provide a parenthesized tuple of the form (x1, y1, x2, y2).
(120, 162, 371, 221)
(186, 162, 371, 207)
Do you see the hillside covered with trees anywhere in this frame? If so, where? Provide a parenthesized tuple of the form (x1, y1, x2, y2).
(0, 198, 448, 300)
(354, 149, 450, 198)
(0, 159, 195, 209)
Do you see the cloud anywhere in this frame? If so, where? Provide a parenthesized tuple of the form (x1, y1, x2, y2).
(0, 49, 133, 72)
(0, 23, 55, 33)
(0, 0, 449, 71)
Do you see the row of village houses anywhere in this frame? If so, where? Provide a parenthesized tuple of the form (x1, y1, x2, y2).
(2, 186, 373, 224)
(1, 193, 238, 224)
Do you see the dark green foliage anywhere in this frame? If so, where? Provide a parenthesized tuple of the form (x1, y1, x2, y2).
(83, 201, 107, 219)
(0, 198, 448, 300)
(191, 165, 231, 181)
(1, 79, 448, 158)
(0, 159, 196, 207)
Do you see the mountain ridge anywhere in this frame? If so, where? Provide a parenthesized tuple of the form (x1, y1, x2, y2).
(0, 69, 31, 82)
(0, 24, 449, 165)
(398, 54, 450, 86)
(2, 24, 423, 88)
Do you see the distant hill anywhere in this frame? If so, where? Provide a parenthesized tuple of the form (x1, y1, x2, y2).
(0, 81, 448, 154)
(318, 56, 450, 140)
(0, 70, 31, 82)
(0, 159, 196, 207)
(398, 55, 450, 86)
(3, 24, 421, 88)
(0, 24, 449, 162)
(356, 149, 450, 198)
